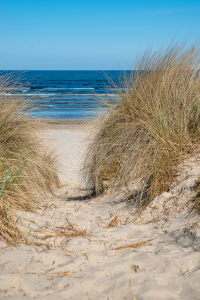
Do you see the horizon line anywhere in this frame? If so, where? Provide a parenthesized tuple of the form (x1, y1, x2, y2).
(0, 69, 132, 72)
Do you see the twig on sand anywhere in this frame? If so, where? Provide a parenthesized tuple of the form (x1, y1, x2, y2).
(42, 270, 70, 276)
(83, 252, 89, 262)
(125, 204, 150, 224)
(12, 268, 26, 274)
(112, 237, 158, 250)
(151, 271, 173, 287)
(128, 218, 161, 226)
(0, 260, 11, 268)
(21, 217, 37, 224)
(86, 292, 92, 300)
(104, 243, 108, 255)
(129, 279, 136, 300)
(106, 215, 119, 228)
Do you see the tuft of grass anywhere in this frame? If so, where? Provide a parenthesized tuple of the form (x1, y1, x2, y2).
(83, 41, 200, 206)
(0, 74, 60, 244)
(193, 180, 200, 213)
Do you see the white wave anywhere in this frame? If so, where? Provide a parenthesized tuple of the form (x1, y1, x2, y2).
(0, 93, 116, 97)
(0, 93, 56, 97)
(48, 87, 95, 90)
(2, 88, 30, 91)
(95, 93, 116, 96)
(68, 88, 95, 90)
(67, 93, 116, 97)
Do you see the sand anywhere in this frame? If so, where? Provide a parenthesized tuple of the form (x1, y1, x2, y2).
(0, 119, 200, 300)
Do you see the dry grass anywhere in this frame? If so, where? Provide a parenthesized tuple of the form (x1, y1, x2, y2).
(0, 73, 60, 244)
(106, 215, 118, 228)
(112, 237, 157, 250)
(31, 226, 89, 240)
(129, 280, 136, 300)
(83, 41, 200, 207)
(41, 270, 70, 276)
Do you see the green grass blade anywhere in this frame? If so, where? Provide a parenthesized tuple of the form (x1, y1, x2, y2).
(0, 167, 10, 197)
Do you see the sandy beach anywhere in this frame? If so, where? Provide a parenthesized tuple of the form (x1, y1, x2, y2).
(0, 119, 200, 300)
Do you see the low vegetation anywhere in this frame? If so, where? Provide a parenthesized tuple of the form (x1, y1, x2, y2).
(0, 74, 60, 244)
(193, 180, 200, 213)
(83, 42, 200, 208)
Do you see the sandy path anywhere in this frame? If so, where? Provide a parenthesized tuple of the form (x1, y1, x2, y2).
(0, 122, 200, 300)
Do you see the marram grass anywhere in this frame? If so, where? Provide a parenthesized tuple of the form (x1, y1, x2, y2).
(83, 42, 200, 207)
(0, 74, 60, 244)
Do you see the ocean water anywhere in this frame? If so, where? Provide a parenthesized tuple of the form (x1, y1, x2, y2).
(0, 71, 127, 119)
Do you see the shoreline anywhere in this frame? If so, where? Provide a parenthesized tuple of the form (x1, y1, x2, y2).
(41, 118, 92, 130)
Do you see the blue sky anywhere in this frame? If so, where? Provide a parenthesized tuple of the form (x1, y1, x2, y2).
(0, 0, 199, 70)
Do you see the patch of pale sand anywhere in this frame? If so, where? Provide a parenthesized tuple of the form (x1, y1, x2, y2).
(0, 120, 200, 300)
(41, 119, 90, 190)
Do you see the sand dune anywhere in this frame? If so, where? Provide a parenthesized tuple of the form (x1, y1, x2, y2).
(0, 121, 200, 300)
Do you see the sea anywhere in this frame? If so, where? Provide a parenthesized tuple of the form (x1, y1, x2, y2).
(0, 70, 127, 119)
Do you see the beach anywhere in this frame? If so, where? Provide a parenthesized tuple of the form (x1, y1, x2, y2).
(0, 119, 199, 300)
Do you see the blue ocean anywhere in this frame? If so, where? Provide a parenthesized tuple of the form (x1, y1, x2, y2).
(0, 71, 126, 119)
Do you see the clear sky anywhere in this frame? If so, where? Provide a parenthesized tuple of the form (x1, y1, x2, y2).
(0, 0, 199, 70)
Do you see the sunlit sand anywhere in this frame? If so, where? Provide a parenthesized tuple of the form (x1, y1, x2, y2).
(0, 120, 199, 299)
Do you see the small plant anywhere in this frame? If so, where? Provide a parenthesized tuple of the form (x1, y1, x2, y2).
(192, 180, 200, 213)
(0, 168, 10, 197)
(83, 41, 200, 206)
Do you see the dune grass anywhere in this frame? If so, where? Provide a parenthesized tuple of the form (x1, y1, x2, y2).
(0, 74, 60, 244)
(83, 42, 200, 207)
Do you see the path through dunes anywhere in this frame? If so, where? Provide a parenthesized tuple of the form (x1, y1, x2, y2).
(0, 121, 200, 300)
